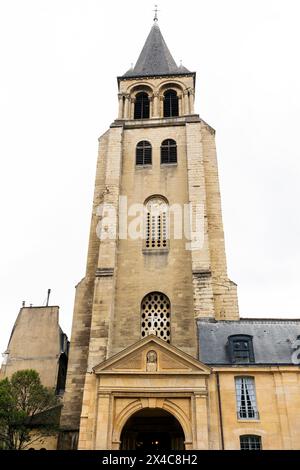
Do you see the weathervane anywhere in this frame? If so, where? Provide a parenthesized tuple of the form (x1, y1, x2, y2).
(153, 4, 159, 22)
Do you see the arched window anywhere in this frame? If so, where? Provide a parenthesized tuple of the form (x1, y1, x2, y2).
(136, 141, 152, 165)
(141, 292, 171, 342)
(240, 435, 262, 450)
(134, 92, 150, 119)
(163, 90, 179, 117)
(145, 196, 168, 250)
(161, 139, 177, 164)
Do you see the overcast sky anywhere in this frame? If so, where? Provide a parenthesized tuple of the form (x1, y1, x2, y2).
(0, 0, 299, 354)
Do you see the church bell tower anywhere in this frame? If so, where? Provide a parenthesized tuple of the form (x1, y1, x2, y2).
(59, 15, 239, 450)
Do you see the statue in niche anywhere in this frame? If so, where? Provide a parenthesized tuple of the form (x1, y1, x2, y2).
(146, 350, 157, 372)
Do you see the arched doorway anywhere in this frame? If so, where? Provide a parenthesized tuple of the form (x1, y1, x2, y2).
(120, 408, 185, 450)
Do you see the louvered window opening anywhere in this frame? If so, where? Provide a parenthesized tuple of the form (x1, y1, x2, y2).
(161, 139, 177, 164)
(235, 377, 259, 420)
(163, 90, 179, 117)
(141, 292, 170, 342)
(240, 435, 262, 451)
(145, 198, 168, 249)
(134, 92, 150, 119)
(136, 141, 152, 165)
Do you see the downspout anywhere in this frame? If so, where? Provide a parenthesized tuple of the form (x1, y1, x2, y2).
(216, 372, 225, 450)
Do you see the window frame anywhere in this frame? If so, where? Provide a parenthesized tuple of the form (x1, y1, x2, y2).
(135, 140, 152, 166)
(160, 139, 177, 165)
(235, 376, 260, 420)
(227, 334, 255, 364)
(240, 435, 262, 450)
(144, 196, 169, 252)
(134, 92, 150, 119)
(163, 89, 179, 118)
(141, 291, 171, 343)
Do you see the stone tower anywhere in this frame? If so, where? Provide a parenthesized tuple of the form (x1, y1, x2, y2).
(59, 19, 239, 450)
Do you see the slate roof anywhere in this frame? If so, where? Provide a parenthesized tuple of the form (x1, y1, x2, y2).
(198, 318, 300, 365)
(122, 22, 192, 78)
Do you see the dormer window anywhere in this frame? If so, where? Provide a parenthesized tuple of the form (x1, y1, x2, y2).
(228, 335, 255, 364)
(134, 92, 150, 119)
(163, 90, 179, 117)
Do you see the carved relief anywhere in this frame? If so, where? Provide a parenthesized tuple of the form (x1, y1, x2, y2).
(146, 350, 157, 372)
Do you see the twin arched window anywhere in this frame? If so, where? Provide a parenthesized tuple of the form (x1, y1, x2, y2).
(133, 89, 179, 120)
(134, 92, 150, 119)
(141, 292, 171, 342)
(136, 139, 177, 166)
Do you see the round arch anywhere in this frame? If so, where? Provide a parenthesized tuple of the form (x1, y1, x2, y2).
(158, 80, 184, 95)
(127, 83, 154, 98)
(144, 194, 169, 205)
(112, 399, 192, 448)
(118, 405, 189, 450)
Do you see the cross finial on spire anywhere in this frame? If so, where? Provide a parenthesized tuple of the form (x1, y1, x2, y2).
(153, 4, 159, 22)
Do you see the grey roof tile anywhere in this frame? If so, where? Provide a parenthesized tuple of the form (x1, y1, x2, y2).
(122, 23, 191, 78)
(197, 318, 300, 365)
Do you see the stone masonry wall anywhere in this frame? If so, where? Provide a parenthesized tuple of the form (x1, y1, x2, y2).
(60, 131, 110, 434)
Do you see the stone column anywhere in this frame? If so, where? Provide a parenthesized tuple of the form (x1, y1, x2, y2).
(189, 89, 195, 114)
(94, 393, 111, 449)
(130, 97, 136, 119)
(123, 94, 130, 119)
(153, 92, 160, 118)
(117, 93, 124, 119)
(178, 95, 183, 116)
(160, 96, 164, 118)
(194, 394, 209, 449)
(149, 95, 154, 118)
(184, 90, 190, 115)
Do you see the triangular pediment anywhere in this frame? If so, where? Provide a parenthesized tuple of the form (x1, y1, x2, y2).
(93, 335, 211, 375)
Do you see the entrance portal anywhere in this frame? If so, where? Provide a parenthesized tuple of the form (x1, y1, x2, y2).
(120, 408, 185, 450)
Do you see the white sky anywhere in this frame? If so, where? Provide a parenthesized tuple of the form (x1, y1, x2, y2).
(0, 0, 300, 354)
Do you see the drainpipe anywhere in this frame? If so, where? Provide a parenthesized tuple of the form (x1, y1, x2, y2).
(216, 372, 225, 450)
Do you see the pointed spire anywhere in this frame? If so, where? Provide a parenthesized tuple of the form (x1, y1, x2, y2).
(122, 21, 191, 78)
